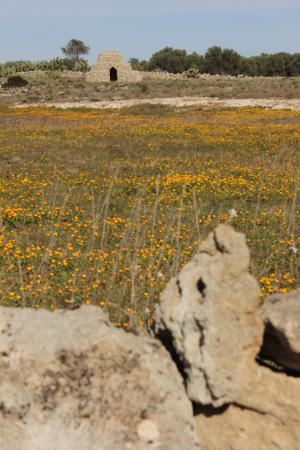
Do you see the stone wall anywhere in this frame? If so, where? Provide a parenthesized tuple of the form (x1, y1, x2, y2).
(1, 225, 300, 450)
(141, 71, 187, 81)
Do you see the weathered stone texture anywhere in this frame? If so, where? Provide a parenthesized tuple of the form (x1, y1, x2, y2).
(0, 306, 199, 450)
(87, 50, 142, 83)
(141, 71, 187, 81)
(195, 363, 300, 450)
(155, 224, 263, 407)
(260, 289, 300, 371)
(155, 224, 300, 450)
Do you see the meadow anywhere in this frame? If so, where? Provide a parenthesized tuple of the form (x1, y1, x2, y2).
(0, 104, 299, 327)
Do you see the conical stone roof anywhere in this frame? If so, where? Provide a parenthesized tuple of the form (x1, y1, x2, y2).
(87, 50, 142, 83)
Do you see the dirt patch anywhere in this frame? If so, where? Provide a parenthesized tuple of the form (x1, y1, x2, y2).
(15, 96, 300, 111)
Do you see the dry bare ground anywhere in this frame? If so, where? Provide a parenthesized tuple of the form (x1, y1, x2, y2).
(1, 74, 300, 108)
(16, 97, 300, 110)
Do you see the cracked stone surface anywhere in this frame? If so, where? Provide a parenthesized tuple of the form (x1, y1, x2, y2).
(195, 363, 300, 450)
(155, 224, 263, 406)
(0, 306, 200, 450)
(260, 289, 300, 371)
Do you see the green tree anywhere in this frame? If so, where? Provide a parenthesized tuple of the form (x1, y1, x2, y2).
(203, 46, 224, 74)
(203, 46, 242, 75)
(241, 57, 259, 76)
(148, 47, 188, 73)
(129, 58, 149, 71)
(185, 52, 205, 72)
(291, 54, 300, 76)
(222, 49, 242, 75)
(61, 39, 90, 61)
(271, 53, 295, 76)
(147, 47, 204, 74)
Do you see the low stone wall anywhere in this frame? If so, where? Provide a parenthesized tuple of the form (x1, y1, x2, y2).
(1, 225, 299, 450)
(140, 71, 188, 81)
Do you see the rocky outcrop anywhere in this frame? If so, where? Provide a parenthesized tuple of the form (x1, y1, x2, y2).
(0, 224, 299, 450)
(155, 225, 263, 406)
(155, 224, 300, 450)
(0, 306, 199, 450)
(260, 289, 300, 371)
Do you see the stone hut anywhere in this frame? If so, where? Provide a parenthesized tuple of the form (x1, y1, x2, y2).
(86, 50, 142, 83)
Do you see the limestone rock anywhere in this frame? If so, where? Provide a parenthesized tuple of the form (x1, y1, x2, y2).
(0, 306, 199, 450)
(195, 363, 300, 450)
(260, 289, 300, 371)
(137, 420, 160, 443)
(155, 224, 263, 406)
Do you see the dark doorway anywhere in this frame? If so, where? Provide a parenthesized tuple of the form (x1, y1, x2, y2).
(110, 67, 118, 81)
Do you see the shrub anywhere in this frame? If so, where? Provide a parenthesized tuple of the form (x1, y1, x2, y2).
(184, 66, 201, 78)
(2, 75, 28, 88)
(0, 61, 35, 77)
(74, 60, 89, 72)
(139, 82, 150, 93)
(0, 58, 90, 77)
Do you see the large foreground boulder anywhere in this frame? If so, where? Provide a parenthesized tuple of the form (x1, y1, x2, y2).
(260, 289, 300, 371)
(155, 224, 263, 406)
(0, 306, 199, 450)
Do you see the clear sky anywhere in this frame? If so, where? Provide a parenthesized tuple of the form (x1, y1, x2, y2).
(1, 0, 299, 63)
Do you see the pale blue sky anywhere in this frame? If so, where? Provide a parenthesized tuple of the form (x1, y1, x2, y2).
(1, 0, 299, 63)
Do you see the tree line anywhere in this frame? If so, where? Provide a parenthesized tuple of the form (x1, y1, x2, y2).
(1, 39, 300, 78)
(130, 46, 300, 77)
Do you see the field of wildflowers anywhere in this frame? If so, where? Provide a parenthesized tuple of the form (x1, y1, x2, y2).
(0, 105, 299, 326)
